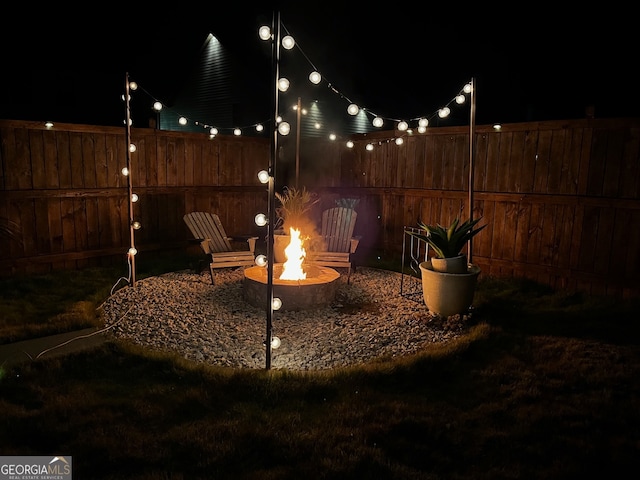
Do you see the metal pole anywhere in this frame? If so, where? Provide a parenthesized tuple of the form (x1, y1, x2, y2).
(467, 77, 476, 263)
(295, 96, 301, 188)
(124, 72, 136, 288)
(265, 11, 281, 370)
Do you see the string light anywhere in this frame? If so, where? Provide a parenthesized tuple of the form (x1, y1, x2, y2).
(277, 122, 291, 136)
(281, 35, 295, 49)
(258, 25, 271, 40)
(278, 78, 290, 92)
(309, 71, 321, 84)
(122, 19, 472, 148)
(347, 104, 359, 115)
(255, 213, 268, 226)
(257, 170, 270, 183)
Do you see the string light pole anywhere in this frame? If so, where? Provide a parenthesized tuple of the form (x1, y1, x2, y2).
(467, 77, 476, 263)
(265, 12, 282, 370)
(124, 72, 137, 288)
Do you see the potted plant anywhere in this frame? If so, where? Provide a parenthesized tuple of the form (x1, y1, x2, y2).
(411, 216, 487, 273)
(273, 186, 319, 263)
(407, 215, 487, 317)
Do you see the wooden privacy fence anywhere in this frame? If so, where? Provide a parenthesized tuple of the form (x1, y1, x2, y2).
(1, 117, 639, 298)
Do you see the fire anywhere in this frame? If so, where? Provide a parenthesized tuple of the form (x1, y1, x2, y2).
(280, 227, 307, 280)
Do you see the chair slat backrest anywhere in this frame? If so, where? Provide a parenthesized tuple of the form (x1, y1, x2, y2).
(321, 207, 357, 253)
(183, 212, 232, 253)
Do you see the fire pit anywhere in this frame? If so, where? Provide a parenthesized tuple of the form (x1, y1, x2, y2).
(243, 264, 340, 311)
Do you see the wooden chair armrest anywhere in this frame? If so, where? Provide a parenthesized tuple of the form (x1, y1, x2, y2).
(229, 235, 259, 253)
(350, 237, 361, 253)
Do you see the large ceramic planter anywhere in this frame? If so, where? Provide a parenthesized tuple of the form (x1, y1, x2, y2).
(419, 261, 481, 317)
(431, 255, 467, 274)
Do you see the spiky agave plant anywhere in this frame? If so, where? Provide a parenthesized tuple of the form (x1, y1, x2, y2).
(409, 216, 487, 259)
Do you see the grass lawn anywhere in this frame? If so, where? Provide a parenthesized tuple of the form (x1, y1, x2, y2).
(1, 252, 639, 479)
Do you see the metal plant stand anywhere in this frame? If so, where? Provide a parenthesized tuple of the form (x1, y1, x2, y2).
(400, 226, 430, 300)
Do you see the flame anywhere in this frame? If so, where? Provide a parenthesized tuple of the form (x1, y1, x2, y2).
(280, 227, 307, 280)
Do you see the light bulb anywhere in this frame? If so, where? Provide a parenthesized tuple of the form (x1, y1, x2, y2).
(418, 126, 427, 133)
(129, 143, 136, 153)
(309, 71, 321, 84)
(346, 140, 354, 148)
(44, 121, 54, 128)
(128, 247, 137, 256)
(132, 221, 141, 230)
(347, 104, 359, 115)
(121, 167, 129, 176)
(395, 137, 404, 145)
(438, 107, 451, 118)
(372, 117, 384, 128)
(210, 127, 218, 135)
(257, 170, 269, 183)
(255, 255, 267, 267)
(281, 35, 295, 49)
(329, 133, 337, 141)
(272, 298, 282, 311)
(278, 121, 291, 136)
(271, 336, 281, 348)
(278, 78, 290, 92)
(463, 83, 472, 93)
(179, 117, 187, 125)
(256, 124, 264, 132)
(258, 26, 271, 40)
(234, 128, 242, 136)
(366, 143, 374, 151)
(153, 101, 163, 111)
(255, 213, 267, 226)
(418, 118, 429, 128)
(455, 95, 466, 104)
(397, 121, 408, 131)
(131, 193, 139, 203)
(129, 82, 138, 91)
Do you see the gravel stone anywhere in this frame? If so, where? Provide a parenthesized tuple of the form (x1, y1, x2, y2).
(99, 267, 471, 370)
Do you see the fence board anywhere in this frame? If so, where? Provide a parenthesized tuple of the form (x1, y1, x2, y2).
(473, 132, 488, 192)
(56, 132, 72, 189)
(533, 130, 552, 193)
(43, 129, 60, 189)
(509, 131, 524, 192)
(546, 128, 567, 194)
(520, 129, 538, 192)
(603, 129, 625, 197)
(95, 134, 108, 188)
(586, 128, 608, 196)
(82, 133, 97, 188)
(496, 131, 511, 192)
(30, 130, 46, 189)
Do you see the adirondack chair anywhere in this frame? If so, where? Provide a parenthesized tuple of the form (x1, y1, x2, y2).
(183, 212, 257, 284)
(307, 207, 361, 283)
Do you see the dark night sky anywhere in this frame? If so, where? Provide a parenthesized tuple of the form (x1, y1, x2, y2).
(1, 4, 636, 129)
